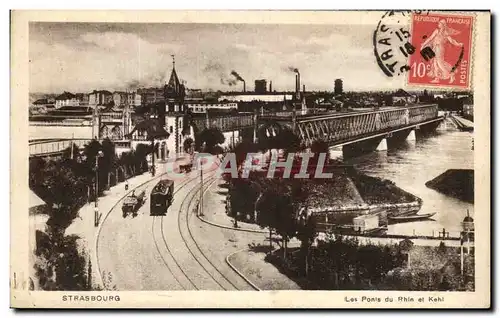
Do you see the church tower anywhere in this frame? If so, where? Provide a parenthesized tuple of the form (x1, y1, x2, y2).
(164, 55, 186, 114)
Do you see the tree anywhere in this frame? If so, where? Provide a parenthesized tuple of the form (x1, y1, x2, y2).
(198, 127, 225, 154)
(62, 143, 81, 161)
(101, 138, 117, 189)
(297, 212, 317, 276)
(183, 137, 194, 154)
(255, 181, 297, 259)
(255, 182, 280, 249)
(135, 144, 150, 173)
(257, 124, 302, 155)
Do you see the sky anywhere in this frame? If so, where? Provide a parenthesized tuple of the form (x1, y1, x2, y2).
(29, 22, 409, 94)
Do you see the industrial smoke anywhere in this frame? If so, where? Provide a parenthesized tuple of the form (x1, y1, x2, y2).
(230, 70, 246, 92)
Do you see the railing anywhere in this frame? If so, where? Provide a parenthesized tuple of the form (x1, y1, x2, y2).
(29, 121, 93, 126)
(29, 139, 93, 157)
(191, 114, 255, 132)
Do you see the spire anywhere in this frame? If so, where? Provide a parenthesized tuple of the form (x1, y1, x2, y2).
(167, 54, 181, 93)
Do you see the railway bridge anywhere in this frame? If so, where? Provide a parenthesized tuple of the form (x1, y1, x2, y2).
(258, 104, 443, 156)
(29, 105, 443, 158)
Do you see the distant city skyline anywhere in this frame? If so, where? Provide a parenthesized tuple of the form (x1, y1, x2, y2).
(30, 22, 412, 94)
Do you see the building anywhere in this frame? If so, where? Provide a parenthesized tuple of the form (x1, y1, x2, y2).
(98, 108, 132, 141)
(89, 90, 113, 106)
(138, 87, 164, 106)
(55, 92, 79, 108)
(164, 58, 186, 114)
(113, 91, 130, 108)
(185, 102, 237, 114)
(163, 57, 192, 155)
(76, 93, 89, 105)
(254, 79, 267, 94)
(334, 79, 343, 96)
(127, 92, 142, 107)
(392, 89, 416, 105)
(218, 93, 293, 103)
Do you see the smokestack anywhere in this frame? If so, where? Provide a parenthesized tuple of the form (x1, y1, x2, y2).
(297, 73, 301, 94)
(243, 80, 246, 93)
(295, 74, 298, 93)
(270, 81, 273, 92)
(303, 84, 305, 93)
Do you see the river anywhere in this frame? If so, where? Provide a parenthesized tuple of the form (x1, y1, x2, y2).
(341, 126, 474, 237)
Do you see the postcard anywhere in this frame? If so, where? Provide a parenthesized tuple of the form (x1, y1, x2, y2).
(11, 10, 490, 308)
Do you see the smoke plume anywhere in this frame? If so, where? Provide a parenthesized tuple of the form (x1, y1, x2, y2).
(124, 71, 167, 90)
(203, 61, 237, 86)
(288, 66, 300, 74)
(230, 70, 245, 82)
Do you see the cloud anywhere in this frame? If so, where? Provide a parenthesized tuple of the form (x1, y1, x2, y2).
(29, 24, 406, 93)
(30, 32, 182, 93)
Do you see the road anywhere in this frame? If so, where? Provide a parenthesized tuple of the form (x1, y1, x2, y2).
(96, 166, 264, 291)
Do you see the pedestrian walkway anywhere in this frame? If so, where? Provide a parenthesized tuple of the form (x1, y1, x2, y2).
(200, 177, 266, 233)
(66, 162, 170, 288)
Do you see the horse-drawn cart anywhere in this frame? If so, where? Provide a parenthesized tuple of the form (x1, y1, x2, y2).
(122, 190, 146, 217)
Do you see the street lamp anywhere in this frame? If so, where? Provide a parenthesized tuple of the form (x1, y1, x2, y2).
(94, 150, 104, 227)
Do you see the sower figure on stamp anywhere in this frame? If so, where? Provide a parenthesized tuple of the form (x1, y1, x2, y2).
(421, 20, 464, 84)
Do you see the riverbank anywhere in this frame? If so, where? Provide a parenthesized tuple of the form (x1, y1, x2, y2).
(425, 169, 474, 203)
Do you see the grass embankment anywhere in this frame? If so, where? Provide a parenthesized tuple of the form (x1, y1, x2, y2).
(425, 169, 474, 203)
(349, 169, 420, 205)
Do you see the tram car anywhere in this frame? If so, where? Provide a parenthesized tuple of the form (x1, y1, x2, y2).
(150, 179, 174, 216)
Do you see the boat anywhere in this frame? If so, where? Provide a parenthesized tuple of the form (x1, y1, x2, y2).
(388, 212, 436, 223)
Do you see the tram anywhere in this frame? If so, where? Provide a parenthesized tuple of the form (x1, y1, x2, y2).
(150, 179, 174, 216)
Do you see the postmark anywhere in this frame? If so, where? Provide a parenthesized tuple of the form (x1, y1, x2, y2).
(373, 11, 428, 78)
(408, 13, 474, 89)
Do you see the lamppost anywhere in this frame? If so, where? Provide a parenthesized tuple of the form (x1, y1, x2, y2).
(94, 150, 104, 227)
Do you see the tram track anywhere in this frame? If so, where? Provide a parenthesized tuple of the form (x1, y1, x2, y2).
(98, 157, 247, 291)
(150, 163, 238, 290)
(151, 174, 199, 290)
(175, 173, 240, 290)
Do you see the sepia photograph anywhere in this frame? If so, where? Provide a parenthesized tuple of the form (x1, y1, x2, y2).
(10, 10, 490, 308)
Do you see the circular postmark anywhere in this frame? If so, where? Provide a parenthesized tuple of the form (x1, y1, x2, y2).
(373, 10, 430, 78)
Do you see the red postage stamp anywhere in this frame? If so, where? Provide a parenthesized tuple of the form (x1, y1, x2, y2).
(408, 13, 474, 89)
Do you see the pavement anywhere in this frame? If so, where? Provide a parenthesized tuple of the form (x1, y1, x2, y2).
(66, 162, 172, 289)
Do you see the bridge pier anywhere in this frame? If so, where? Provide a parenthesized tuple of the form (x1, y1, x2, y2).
(406, 129, 416, 141)
(342, 137, 386, 159)
(376, 138, 388, 151)
(386, 129, 416, 148)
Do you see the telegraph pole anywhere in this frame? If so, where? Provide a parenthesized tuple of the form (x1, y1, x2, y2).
(94, 150, 104, 227)
(199, 157, 203, 217)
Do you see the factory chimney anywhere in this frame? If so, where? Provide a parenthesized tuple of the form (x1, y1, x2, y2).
(243, 80, 246, 93)
(295, 74, 298, 94)
(303, 84, 305, 93)
(296, 73, 301, 100)
(269, 81, 273, 92)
